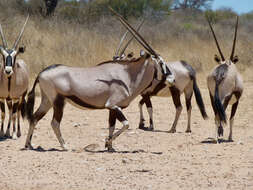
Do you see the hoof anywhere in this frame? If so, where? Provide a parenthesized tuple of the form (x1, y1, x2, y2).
(218, 126, 223, 137)
(12, 133, 17, 140)
(5, 132, 11, 138)
(138, 122, 145, 129)
(185, 129, 192, 133)
(107, 147, 116, 152)
(146, 127, 154, 131)
(168, 128, 176, 133)
(17, 131, 21, 138)
(228, 137, 233, 142)
(105, 137, 113, 150)
(25, 144, 34, 150)
(0, 131, 4, 138)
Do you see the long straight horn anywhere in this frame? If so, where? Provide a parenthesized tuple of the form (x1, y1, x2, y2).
(207, 17, 225, 61)
(13, 14, 29, 49)
(115, 30, 128, 57)
(119, 19, 145, 58)
(230, 16, 239, 60)
(0, 24, 7, 48)
(109, 7, 159, 58)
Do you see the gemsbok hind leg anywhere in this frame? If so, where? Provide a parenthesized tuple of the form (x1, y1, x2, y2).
(168, 86, 182, 133)
(228, 92, 241, 141)
(5, 99, 12, 138)
(25, 94, 52, 149)
(184, 84, 193, 133)
(0, 100, 5, 137)
(11, 101, 19, 139)
(51, 95, 67, 150)
(105, 106, 129, 151)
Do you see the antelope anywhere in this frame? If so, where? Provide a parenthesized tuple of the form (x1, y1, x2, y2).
(0, 16, 29, 139)
(206, 16, 243, 142)
(115, 20, 208, 133)
(24, 9, 175, 151)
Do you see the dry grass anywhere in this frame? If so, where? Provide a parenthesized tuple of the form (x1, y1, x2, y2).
(0, 11, 252, 83)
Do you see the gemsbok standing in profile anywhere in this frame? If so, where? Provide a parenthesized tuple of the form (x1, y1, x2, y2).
(206, 16, 243, 142)
(25, 8, 175, 151)
(115, 19, 208, 133)
(0, 16, 29, 139)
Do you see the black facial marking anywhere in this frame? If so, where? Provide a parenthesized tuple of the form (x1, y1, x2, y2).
(66, 95, 103, 109)
(6, 55, 13, 67)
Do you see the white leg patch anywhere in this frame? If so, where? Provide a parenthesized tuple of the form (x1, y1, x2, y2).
(122, 120, 129, 126)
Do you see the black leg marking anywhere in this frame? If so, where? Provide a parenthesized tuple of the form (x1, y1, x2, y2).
(109, 109, 116, 138)
(53, 95, 65, 122)
(12, 102, 19, 134)
(209, 92, 217, 115)
(0, 101, 5, 136)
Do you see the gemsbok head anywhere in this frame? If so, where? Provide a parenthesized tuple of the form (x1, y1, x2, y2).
(206, 16, 243, 142)
(0, 15, 29, 139)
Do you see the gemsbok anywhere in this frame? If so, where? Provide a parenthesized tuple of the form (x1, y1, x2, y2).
(115, 18, 208, 133)
(0, 15, 29, 139)
(206, 16, 243, 142)
(25, 9, 175, 151)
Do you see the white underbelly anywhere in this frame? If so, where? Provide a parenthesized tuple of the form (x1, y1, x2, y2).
(156, 86, 172, 97)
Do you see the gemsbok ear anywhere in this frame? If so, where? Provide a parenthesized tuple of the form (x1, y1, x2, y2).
(232, 55, 239, 64)
(18, 46, 25, 53)
(214, 54, 221, 63)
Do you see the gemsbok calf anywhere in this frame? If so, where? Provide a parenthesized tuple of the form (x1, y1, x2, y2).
(0, 16, 29, 139)
(25, 9, 175, 151)
(115, 18, 208, 133)
(206, 16, 243, 142)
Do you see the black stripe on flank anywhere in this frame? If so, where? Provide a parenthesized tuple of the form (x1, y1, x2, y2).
(66, 95, 104, 109)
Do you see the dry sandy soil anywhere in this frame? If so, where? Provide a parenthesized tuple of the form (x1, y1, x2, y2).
(0, 81, 253, 190)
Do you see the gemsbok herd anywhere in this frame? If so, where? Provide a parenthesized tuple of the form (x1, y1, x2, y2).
(0, 8, 243, 151)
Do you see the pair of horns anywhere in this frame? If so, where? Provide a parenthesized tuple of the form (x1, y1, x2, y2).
(115, 18, 145, 59)
(0, 15, 29, 50)
(207, 16, 239, 61)
(109, 7, 159, 58)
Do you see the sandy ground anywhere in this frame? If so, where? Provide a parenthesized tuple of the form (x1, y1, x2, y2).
(0, 81, 253, 190)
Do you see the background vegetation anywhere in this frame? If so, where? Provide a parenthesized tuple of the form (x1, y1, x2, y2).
(0, 0, 252, 81)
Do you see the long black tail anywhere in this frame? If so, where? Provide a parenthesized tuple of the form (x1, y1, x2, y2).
(26, 77, 39, 123)
(214, 81, 226, 123)
(192, 77, 208, 119)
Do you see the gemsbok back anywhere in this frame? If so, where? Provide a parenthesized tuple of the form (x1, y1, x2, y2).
(0, 15, 29, 139)
(115, 18, 208, 133)
(25, 9, 175, 151)
(206, 16, 243, 142)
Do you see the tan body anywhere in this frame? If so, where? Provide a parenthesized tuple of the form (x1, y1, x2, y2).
(25, 54, 173, 151)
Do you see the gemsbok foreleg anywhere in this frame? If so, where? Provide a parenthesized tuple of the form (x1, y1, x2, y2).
(5, 99, 12, 138)
(105, 106, 129, 152)
(138, 95, 153, 131)
(11, 101, 19, 139)
(168, 86, 182, 133)
(0, 100, 5, 137)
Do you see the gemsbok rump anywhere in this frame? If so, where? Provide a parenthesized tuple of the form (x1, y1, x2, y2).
(0, 15, 29, 139)
(25, 9, 175, 151)
(206, 16, 243, 142)
(115, 18, 208, 133)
